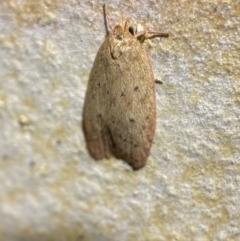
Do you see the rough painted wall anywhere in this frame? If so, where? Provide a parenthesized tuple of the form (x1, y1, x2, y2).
(0, 0, 239, 240)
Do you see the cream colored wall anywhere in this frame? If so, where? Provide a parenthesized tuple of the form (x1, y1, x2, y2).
(0, 0, 239, 240)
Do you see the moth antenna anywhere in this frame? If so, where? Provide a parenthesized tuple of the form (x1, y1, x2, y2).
(103, 4, 114, 36)
(145, 31, 169, 39)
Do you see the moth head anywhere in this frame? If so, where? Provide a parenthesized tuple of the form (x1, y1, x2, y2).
(109, 20, 136, 59)
(113, 20, 136, 42)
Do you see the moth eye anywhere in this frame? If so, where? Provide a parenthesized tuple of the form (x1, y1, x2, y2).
(128, 27, 134, 35)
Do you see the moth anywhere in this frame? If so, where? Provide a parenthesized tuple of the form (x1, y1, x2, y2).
(83, 5, 168, 170)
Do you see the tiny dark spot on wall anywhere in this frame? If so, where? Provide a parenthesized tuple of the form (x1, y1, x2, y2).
(97, 82, 101, 87)
(129, 118, 135, 123)
(29, 160, 36, 168)
(97, 113, 102, 118)
(107, 90, 109, 94)
(76, 234, 85, 241)
(2, 154, 9, 161)
(120, 92, 125, 96)
(56, 139, 61, 145)
(134, 86, 139, 91)
(123, 138, 127, 142)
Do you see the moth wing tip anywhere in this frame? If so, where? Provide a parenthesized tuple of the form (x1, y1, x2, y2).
(128, 158, 147, 170)
(87, 141, 112, 161)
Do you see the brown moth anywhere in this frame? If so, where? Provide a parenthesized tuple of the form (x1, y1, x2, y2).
(83, 5, 168, 170)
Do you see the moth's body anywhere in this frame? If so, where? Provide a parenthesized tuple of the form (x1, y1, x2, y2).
(83, 12, 168, 170)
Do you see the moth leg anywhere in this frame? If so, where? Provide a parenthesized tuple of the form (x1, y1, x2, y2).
(155, 79, 163, 84)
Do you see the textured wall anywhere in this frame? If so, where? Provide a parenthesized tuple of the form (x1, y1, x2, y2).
(0, 0, 239, 240)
